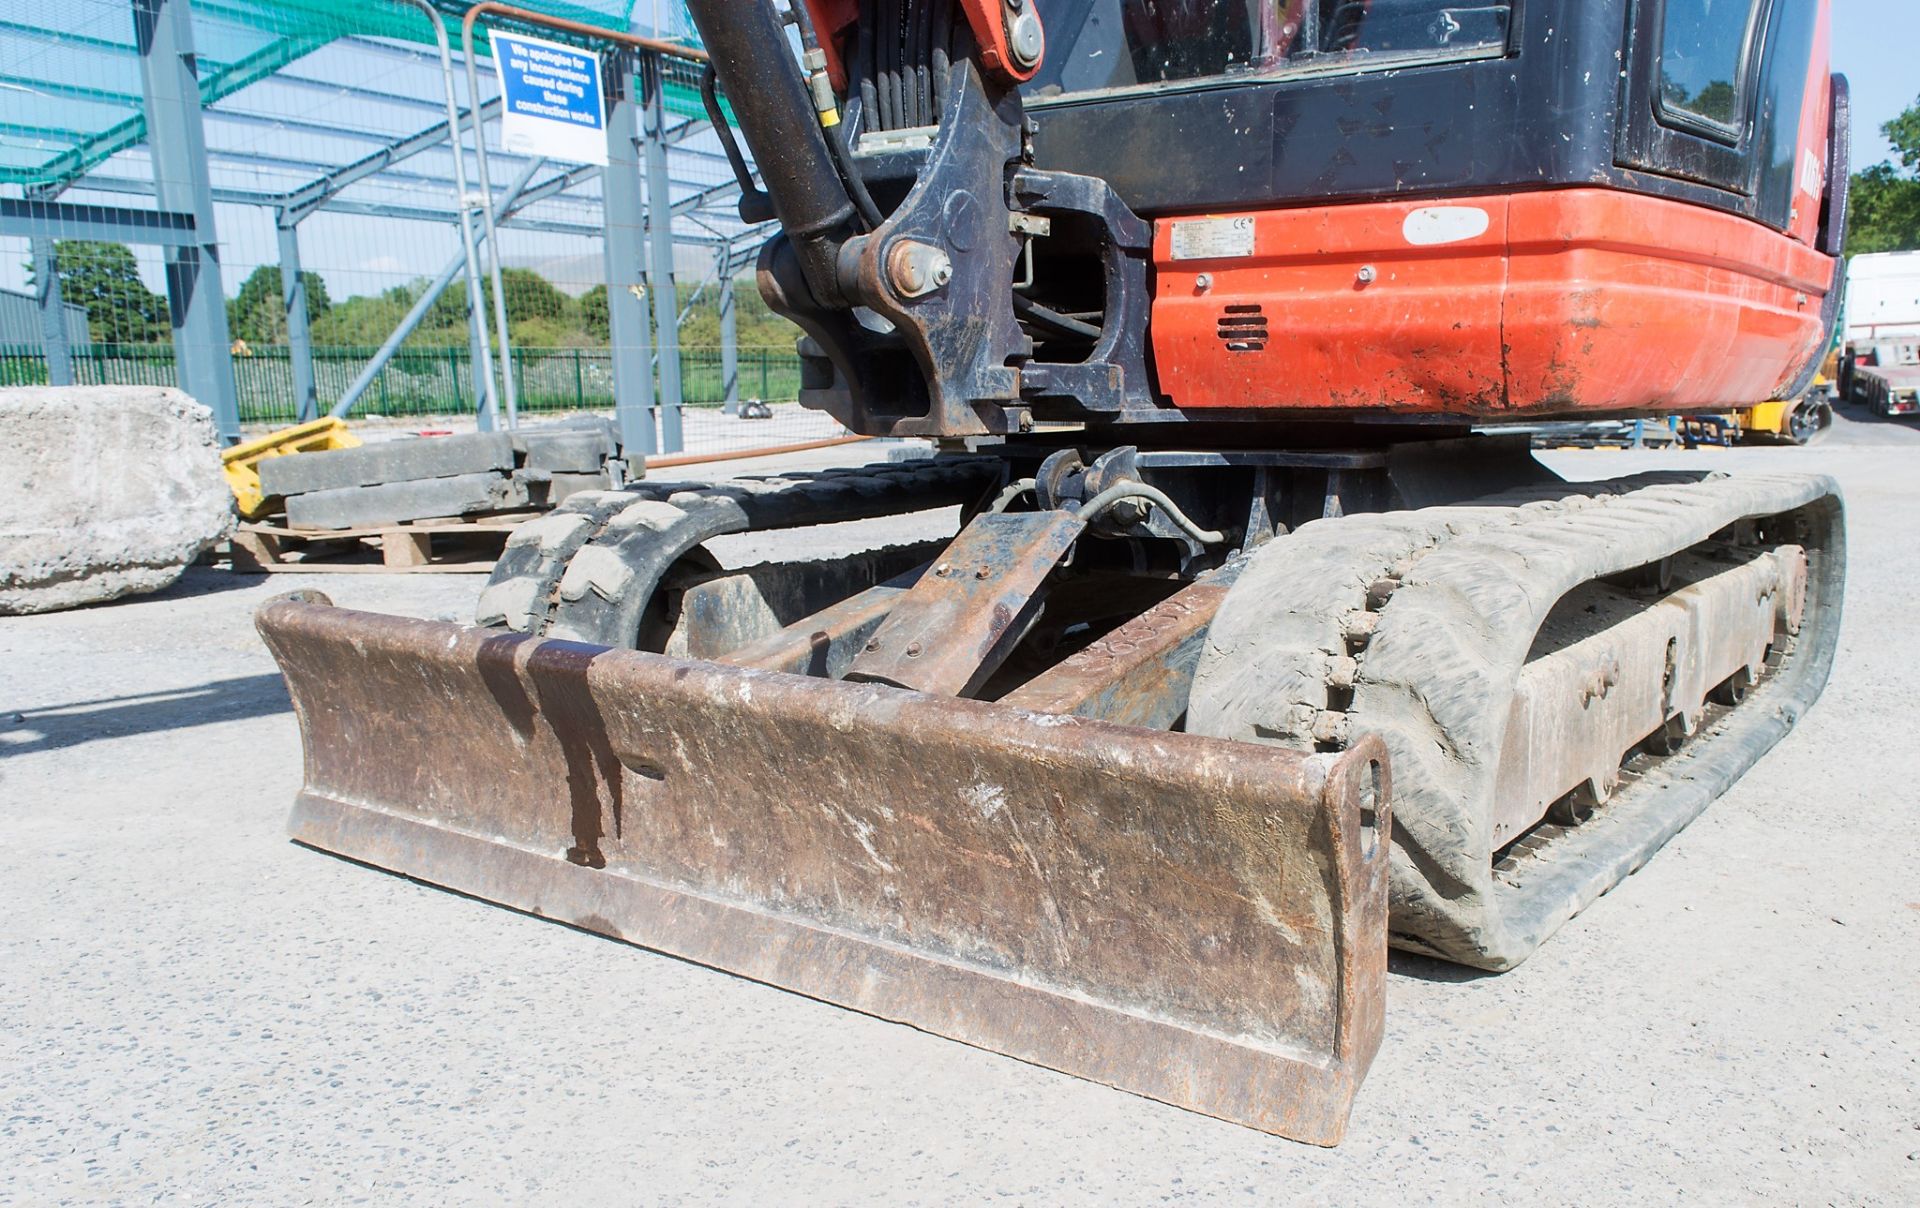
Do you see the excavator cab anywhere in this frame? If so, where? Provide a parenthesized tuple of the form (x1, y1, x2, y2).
(259, 0, 1847, 1144)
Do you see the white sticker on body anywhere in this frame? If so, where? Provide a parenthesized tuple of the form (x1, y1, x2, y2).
(1401, 206, 1492, 246)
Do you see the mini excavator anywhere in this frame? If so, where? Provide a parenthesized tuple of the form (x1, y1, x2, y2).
(259, 0, 1848, 1143)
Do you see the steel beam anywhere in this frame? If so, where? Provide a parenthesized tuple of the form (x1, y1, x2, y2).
(0, 74, 141, 107)
(30, 236, 74, 386)
(719, 268, 739, 414)
(643, 53, 684, 454)
(605, 50, 658, 462)
(65, 178, 613, 238)
(18, 33, 325, 193)
(262, 73, 708, 147)
(202, 107, 417, 145)
(266, 72, 464, 114)
(134, 0, 239, 441)
(0, 19, 176, 58)
(0, 195, 199, 246)
(277, 217, 318, 422)
(188, 146, 533, 189)
(0, 120, 92, 145)
(279, 95, 504, 222)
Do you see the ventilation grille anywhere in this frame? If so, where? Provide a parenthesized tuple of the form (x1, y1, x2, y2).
(1216, 304, 1268, 352)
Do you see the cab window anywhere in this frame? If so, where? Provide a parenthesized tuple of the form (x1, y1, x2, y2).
(1029, 1, 1511, 99)
(1656, 0, 1765, 131)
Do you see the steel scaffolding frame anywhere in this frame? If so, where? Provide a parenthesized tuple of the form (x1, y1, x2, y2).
(3, 2, 770, 454)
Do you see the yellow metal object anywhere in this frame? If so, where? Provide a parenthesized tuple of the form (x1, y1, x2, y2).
(1735, 400, 1793, 436)
(221, 417, 361, 518)
(1730, 374, 1832, 441)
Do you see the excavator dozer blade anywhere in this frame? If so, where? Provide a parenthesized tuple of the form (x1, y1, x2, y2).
(258, 595, 1390, 1145)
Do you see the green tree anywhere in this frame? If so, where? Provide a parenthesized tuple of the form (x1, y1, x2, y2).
(1847, 95, 1920, 254)
(305, 271, 801, 354)
(226, 264, 332, 346)
(28, 241, 167, 343)
(500, 267, 567, 323)
(1884, 100, 1920, 172)
(1847, 163, 1920, 255)
(579, 283, 609, 341)
(311, 281, 420, 347)
(426, 267, 570, 329)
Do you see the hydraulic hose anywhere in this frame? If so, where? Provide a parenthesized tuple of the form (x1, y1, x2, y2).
(1077, 482, 1227, 546)
(681, 0, 857, 303)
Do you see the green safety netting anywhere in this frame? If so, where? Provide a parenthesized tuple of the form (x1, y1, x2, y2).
(0, 0, 709, 190)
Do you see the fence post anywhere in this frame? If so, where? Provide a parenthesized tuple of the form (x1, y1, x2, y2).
(449, 345, 463, 412)
(760, 349, 769, 398)
(574, 348, 584, 411)
(30, 239, 73, 386)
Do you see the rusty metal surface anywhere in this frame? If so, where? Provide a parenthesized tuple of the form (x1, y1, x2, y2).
(668, 544, 938, 661)
(257, 596, 1390, 1145)
(716, 580, 911, 676)
(1002, 574, 1231, 728)
(845, 510, 1084, 695)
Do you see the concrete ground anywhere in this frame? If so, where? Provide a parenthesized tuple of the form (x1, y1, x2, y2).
(3, 406, 1916, 1205)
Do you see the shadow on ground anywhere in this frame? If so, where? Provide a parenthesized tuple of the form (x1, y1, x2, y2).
(1387, 949, 1499, 984)
(145, 565, 266, 602)
(0, 674, 291, 758)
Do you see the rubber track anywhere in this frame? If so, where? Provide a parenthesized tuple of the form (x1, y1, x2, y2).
(475, 457, 1000, 647)
(1190, 471, 1845, 970)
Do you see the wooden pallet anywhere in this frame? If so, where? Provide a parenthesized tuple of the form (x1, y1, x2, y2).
(229, 511, 540, 574)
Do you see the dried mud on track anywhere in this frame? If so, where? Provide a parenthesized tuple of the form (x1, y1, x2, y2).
(2, 418, 1916, 1205)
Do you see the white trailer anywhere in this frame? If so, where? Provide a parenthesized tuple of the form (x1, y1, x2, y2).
(1840, 252, 1920, 407)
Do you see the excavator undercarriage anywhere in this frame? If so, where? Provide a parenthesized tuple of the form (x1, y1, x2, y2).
(262, 443, 1841, 1143)
(261, 0, 1850, 1144)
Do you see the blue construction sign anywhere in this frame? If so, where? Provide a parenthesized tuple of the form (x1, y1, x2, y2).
(491, 31, 609, 166)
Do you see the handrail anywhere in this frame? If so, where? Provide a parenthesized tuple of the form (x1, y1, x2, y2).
(452, 2, 711, 443)
(458, 3, 709, 63)
(396, 0, 499, 430)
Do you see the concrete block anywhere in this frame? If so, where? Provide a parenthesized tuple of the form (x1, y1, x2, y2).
(0, 386, 235, 615)
(285, 471, 529, 530)
(511, 468, 611, 509)
(520, 430, 612, 473)
(512, 416, 618, 450)
(545, 471, 610, 506)
(258, 431, 512, 496)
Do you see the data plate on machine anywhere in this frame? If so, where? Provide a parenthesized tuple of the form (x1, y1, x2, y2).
(1170, 216, 1256, 260)
(258, 596, 1391, 1145)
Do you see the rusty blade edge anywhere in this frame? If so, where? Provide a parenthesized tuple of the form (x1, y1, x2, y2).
(260, 598, 1388, 1145)
(289, 790, 1367, 1145)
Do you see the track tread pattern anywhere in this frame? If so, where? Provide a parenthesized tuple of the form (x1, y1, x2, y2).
(474, 457, 1001, 648)
(1191, 471, 1844, 969)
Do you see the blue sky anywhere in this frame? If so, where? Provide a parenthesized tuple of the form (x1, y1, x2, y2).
(1834, 0, 1920, 167)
